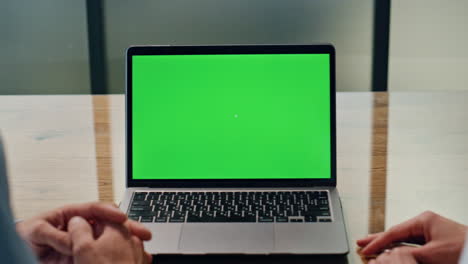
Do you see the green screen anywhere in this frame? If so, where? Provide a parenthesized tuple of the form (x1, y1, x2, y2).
(132, 54, 331, 179)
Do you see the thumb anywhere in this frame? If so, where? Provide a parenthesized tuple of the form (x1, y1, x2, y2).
(68, 216, 95, 254)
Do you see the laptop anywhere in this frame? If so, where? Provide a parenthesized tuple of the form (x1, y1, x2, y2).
(120, 44, 349, 255)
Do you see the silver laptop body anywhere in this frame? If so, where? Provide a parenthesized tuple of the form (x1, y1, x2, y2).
(120, 45, 349, 255)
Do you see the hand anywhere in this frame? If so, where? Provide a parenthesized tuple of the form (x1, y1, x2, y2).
(369, 247, 418, 264)
(69, 216, 151, 264)
(16, 202, 152, 263)
(357, 211, 468, 264)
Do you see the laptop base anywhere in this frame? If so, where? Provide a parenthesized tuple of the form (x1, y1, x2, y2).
(120, 187, 349, 255)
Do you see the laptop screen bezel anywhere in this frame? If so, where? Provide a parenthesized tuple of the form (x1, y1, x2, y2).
(126, 45, 336, 188)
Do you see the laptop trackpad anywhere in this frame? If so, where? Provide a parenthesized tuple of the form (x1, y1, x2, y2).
(179, 223, 274, 253)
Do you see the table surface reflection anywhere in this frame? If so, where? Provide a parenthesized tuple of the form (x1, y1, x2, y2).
(1, 92, 468, 264)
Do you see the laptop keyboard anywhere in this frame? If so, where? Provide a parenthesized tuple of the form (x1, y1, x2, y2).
(127, 191, 332, 223)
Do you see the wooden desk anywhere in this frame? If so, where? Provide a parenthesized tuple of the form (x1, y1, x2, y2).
(1, 92, 468, 264)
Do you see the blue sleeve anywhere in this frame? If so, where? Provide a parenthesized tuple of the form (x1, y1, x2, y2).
(0, 136, 38, 263)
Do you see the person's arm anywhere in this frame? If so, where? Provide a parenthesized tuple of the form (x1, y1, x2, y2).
(0, 135, 38, 263)
(0, 207, 38, 263)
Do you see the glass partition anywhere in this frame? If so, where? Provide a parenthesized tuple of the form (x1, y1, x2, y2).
(104, 0, 375, 93)
(0, 1, 90, 94)
(389, 0, 468, 91)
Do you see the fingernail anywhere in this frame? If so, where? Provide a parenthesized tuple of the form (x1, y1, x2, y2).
(69, 216, 85, 225)
(369, 260, 376, 264)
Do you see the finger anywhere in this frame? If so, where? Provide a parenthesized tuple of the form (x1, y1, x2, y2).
(374, 249, 392, 264)
(60, 202, 127, 224)
(127, 220, 152, 241)
(133, 236, 152, 264)
(411, 242, 443, 264)
(91, 221, 106, 239)
(97, 222, 131, 242)
(31, 221, 72, 255)
(357, 232, 382, 247)
(391, 247, 418, 264)
(146, 252, 153, 264)
(361, 216, 426, 255)
(68, 216, 95, 253)
(131, 236, 146, 263)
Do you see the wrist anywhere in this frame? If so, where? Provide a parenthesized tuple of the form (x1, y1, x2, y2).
(15, 219, 28, 239)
